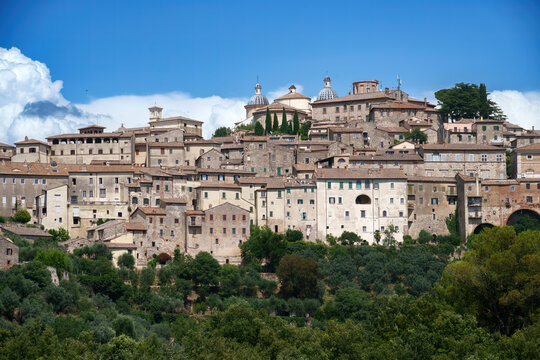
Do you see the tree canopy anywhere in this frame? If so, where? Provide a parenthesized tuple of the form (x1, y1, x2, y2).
(213, 127, 231, 137)
(435, 82, 505, 121)
(440, 226, 540, 335)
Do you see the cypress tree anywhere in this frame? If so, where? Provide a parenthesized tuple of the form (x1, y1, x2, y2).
(265, 108, 272, 135)
(254, 122, 264, 136)
(293, 110, 299, 135)
(280, 107, 288, 134)
(478, 83, 490, 118)
(273, 113, 280, 133)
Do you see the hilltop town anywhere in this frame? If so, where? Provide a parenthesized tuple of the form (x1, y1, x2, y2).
(1, 76, 539, 268)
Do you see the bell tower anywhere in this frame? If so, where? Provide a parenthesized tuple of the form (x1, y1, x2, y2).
(148, 106, 163, 123)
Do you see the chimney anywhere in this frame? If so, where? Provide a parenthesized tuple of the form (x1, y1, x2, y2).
(385, 88, 389, 95)
(424, 97, 427, 106)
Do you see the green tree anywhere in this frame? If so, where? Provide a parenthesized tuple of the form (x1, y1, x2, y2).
(218, 264, 240, 297)
(440, 226, 540, 335)
(35, 248, 72, 273)
(273, 113, 279, 133)
(112, 316, 135, 338)
(13, 209, 31, 223)
(299, 120, 311, 139)
(513, 214, 540, 234)
(117, 253, 135, 269)
(338, 231, 362, 246)
(280, 107, 289, 134)
(292, 110, 299, 135)
(265, 108, 272, 135)
(240, 225, 288, 271)
(254, 122, 264, 136)
(276, 254, 319, 299)
(332, 287, 371, 321)
(382, 225, 399, 247)
(190, 252, 220, 297)
(48, 228, 69, 242)
(213, 126, 232, 137)
(404, 128, 428, 144)
(478, 83, 490, 118)
(435, 82, 505, 121)
(0, 287, 20, 319)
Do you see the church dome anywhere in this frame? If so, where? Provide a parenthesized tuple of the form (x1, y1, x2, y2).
(317, 75, 338, 101)
(247, 83, 269, 106)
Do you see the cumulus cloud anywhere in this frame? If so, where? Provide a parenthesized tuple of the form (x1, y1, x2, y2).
(0, 46, 249, 142)
(490, 90, 540, 129)
(77, 93, 247, 138)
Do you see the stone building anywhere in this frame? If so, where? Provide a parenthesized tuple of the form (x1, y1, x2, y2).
(196, 148, 224, 169)
(183, 140, 221, 167)
(66, 164, 135, 238)
(443, 119, 477, 144)
(0, 162, 69, 223)
(147, 142, 185, 167)
(148, 106, 203, 137)
(129, 206, 179, 264)
(244, 142, 295, 177)
(0, 142, 14, 161)
(185, 203, 249, 264)
(456, 174, 540, 239)
(12, 137, 50, 163)
(511, 130, 540, 149)
(255, 178, 317, 239)
(0, 237, 18, 269)
(0, 225, 53, 243)
(328, 127, 367, 148)
(244, 83, 270, 119)
(315, 168, 408, 243)
(47, 126, 134, 165)
(511, 143, 540, 178)
(475, 118, 505, 147)
(419, 144, 506, 179)
(273, 85, 312, 114)
(406, 176, 458, 238)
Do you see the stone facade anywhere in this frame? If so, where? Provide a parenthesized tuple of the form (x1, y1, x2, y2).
(511, 143, 540, 178)
(457, 174, 540, 239)
(0, 237, 18, 269)
(185, 203, 249, 264)
(406, 177, 457, 238)
(315, 168, 408, 244)
(419, 144, 506, 179)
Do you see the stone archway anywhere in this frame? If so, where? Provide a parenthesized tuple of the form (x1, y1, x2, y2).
(473, 223, 494, 235)
(506, 209, 540, 226)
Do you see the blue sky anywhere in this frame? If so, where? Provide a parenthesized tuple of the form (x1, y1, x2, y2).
(2, 0, 539, 101)
(0, 0, 539, 142)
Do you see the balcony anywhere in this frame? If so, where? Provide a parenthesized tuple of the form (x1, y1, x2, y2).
(467, 197, 482, 207)
(407, 200, 415, 209)
(468, 212, 482, 219)
(188, 218, 202, 227)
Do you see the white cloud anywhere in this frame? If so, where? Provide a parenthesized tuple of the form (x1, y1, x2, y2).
(490, 90, 540, 129)
(77, 93, 247, 138)
(0, 46, 249, 142)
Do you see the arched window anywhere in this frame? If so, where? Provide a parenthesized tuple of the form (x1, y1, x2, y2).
(355, 195, 371, 205)
(382, 210, 387, 217)
(338, 158, 346, 163)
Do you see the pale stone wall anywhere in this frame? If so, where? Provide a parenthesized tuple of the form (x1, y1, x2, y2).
(0, 237, 18, 269)
(49, 136, 133, 164)
(316, 178, 408, 243)
(186, 203, 249, 264)
(12, 144, 50, 163)
(406, 178, 457, 238)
